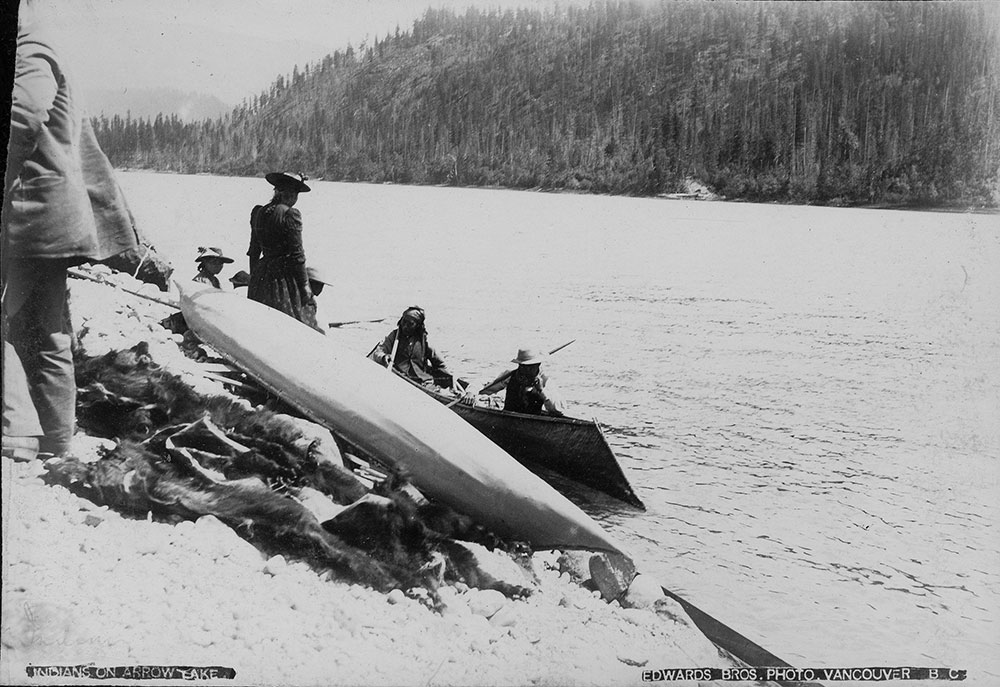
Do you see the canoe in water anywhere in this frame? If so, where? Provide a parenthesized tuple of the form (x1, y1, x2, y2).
(178, 283, 625, 554)
(409, 381, 644, 508)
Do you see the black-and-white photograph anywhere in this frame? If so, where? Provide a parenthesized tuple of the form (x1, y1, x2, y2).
(2, 1, 997, 685)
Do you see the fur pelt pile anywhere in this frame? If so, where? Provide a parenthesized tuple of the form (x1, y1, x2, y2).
(44, 342, 531, 598)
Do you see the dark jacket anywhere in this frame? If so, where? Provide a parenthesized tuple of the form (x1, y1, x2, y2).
(369, 329, 453, 386)
(247, 203, 309, 286)
(503, 369, 563, 416)
(246, 202, 316, 328)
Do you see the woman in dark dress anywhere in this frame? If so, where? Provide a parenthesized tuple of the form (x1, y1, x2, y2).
(246, 171, 318, 329)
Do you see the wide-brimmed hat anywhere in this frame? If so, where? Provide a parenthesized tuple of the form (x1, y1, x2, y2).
(265, 171, 311, 193)
(229, 270, 251, 287)
(306, 266, 330, 285)
(195, 246, 234, 263)
(511, 348, 546, 365)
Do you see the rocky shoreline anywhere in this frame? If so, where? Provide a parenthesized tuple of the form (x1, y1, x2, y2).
(1, 267, 743, 686)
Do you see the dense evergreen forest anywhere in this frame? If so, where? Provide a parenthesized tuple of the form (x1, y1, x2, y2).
(92, 1, 1000, 207)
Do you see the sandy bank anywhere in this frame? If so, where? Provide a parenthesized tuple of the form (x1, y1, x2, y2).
(1, 268, 744, 686)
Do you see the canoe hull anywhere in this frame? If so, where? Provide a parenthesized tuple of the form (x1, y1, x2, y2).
(178, 284, 625, 555)
(454, 404, 644, 508)
(412, 384, 643, 508)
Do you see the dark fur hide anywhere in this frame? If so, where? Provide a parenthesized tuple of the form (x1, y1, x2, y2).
(43, 443, 415, 590)
(75, 342, 205, 438)
(74, 343, 366, 504)
(60, 342, 530, 597)
(340, 472, 530, 596)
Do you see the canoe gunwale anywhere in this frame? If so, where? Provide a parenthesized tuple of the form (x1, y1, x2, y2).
(449, 401, 601, 427)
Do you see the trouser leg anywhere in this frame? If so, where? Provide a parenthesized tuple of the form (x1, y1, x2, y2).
(2, 334, 44, 458)
(3, 263, 45, 451)
(3, 260, 75, 456)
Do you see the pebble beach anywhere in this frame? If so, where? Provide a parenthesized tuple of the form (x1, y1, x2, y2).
(1, 268, 743, 686)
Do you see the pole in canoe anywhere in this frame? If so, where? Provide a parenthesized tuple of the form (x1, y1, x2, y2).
(385, 328, 400, 372)
(475, 338, 576, 395)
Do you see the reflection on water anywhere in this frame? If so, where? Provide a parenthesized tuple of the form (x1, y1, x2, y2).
(120, 172, 1000, 681)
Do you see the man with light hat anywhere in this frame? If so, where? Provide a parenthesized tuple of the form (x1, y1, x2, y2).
(306, 265, 332, 331)
(306, 265, 330, 298)
(502, 347, 564, 416)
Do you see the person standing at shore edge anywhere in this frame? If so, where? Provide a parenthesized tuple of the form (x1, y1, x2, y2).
(2, 0, 139, 461)
(246, 171, 318, 329)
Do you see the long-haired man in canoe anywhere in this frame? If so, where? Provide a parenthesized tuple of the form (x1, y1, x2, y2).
(368, 306, 458, 389)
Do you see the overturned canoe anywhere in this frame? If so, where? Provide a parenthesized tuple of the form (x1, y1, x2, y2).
(409, 381, 644, 509)
(178, 283, 626, 554)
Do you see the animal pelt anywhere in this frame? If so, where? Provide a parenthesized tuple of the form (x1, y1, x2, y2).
(75, 342, 205, 438)
(43, 444, 530, 597)
(325, 481, 533, 598)
(368, 470, 505, 552)
(74, 342, 366, 505)
(42, 443, 411, 591)
(65, 342, 529, 598)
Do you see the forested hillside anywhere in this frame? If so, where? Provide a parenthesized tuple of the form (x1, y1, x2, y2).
(92, 1, 1000, 207)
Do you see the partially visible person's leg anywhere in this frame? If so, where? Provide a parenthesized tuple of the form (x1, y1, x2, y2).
(4, 259, 75, 457)
(2, 335, 43, 460)
(3, 261, 45, 461)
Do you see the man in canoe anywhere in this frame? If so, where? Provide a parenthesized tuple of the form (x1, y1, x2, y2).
(468, 348, 565, 416)
(368, 306, 457, 388)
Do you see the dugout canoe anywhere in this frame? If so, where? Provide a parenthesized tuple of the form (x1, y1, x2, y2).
(408, 381, 644, 509)
(177, 282, 626, 554)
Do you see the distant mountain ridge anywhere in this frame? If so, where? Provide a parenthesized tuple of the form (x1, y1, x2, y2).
(85, 87, 230, 123)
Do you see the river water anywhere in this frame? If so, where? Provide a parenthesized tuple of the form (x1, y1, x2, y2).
(119, 171, 999, 681)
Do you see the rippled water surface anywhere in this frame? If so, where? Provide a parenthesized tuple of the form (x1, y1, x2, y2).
(121, 172, 999, 680)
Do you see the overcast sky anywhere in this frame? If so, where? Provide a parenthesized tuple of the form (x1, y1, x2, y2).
(33, 0, 591, 106)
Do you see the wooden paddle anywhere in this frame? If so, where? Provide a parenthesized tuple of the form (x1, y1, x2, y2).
(328, 317, 389, 328)
(468, 338, 578, 397)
